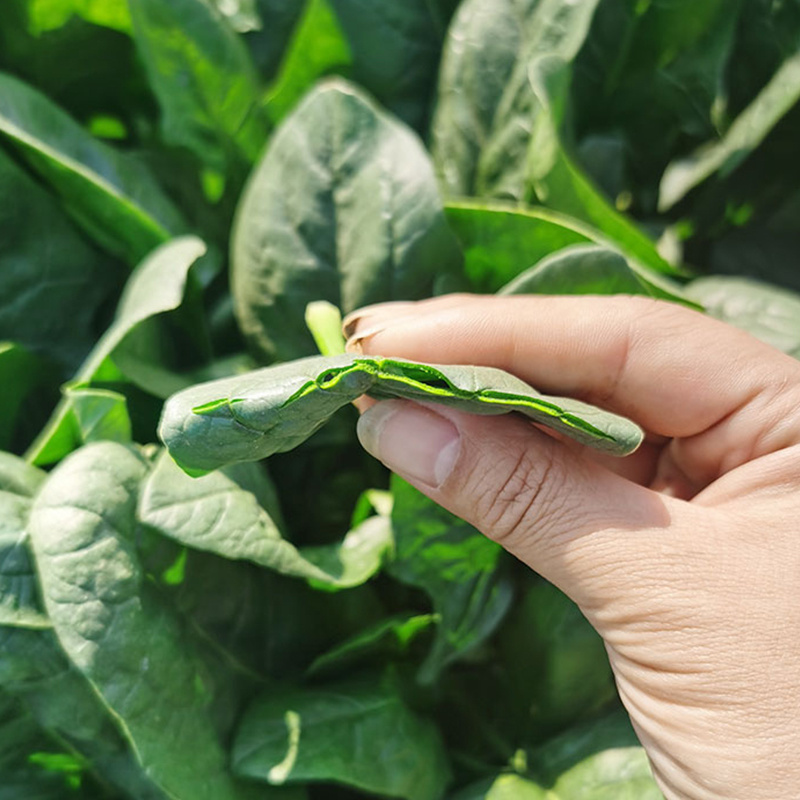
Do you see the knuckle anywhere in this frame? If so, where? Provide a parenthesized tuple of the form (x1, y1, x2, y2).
(471, 445, 565, 549)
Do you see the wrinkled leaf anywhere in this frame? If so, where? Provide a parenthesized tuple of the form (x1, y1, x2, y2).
(27, 236, 207, 466)
(0, 71, 184, 264)
(660, 50, 800, 210)
(389, 477, 512, 683)
(233, 673, 451, 799)
(231, 79, 462, 362)
(28, 442, 265, 800)
(139, 450, 391, 589)
(500, 244, 694, 307)
(685, 276, 800, 359)
(159, 354, 644, 474)
(129, 0, 266, 171)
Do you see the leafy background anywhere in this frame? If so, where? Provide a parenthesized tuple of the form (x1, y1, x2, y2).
(1, 0, 799, 797)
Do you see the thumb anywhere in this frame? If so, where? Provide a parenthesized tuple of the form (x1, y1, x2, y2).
(356, 399, 678, 607)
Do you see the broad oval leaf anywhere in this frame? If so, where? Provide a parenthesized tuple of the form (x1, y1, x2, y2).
(233, 674, 451, 799)
(231, 79, 462, 363)
(27, 442, 266, 800)
(129, 0, 266, 171)
(159, 354, 644, 474)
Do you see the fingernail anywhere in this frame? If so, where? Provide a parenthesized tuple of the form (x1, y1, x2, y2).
(341, 302, 418, 342)
(357, 401, 460, 488)
(344, 322, 388, 354)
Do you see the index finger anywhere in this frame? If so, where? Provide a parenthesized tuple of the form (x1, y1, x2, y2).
(343, 294, 800, 445)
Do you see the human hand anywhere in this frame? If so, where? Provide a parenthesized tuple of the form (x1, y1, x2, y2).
(345, 294, 800, 800)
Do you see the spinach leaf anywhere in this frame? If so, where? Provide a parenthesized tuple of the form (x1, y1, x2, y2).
(306, 613, 436, 677)
(0, 148, 112, 374)
(431, 0, 601, 200)
(129, 0, 266, 172)
(389, 477, 512, 683)
(0, 453, 47, 629)
(139, 450, 392, 589)
(233, 673, 451, 799)
(262, 0, 353, 125)
(0, 451, 164, 799)
(685, 276, 800, 359)
(328, 0, 453, 131)
(445, 200, 594, 292)
(231, 79, 462, 362)
(262, 0, 451, 132)
(500, 244, 694, 307)
(0, 344, 44, 451)
(159, 354, 645, 474)
(525, 57, 679, 277)
(660, 49, 800, 210)
(496, 579, 616, 740)
(0, 71, 185, 264)
(27, 441, 270, 800)
(27, 236, 207, 466)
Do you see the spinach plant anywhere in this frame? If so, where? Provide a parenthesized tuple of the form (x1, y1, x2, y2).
(2, 0, 800, 797)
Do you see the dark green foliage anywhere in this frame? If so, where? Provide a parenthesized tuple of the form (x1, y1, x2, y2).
(2, 1, 799, 797)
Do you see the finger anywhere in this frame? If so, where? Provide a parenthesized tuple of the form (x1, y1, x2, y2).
(346, 295, 800, 484)
(356, 398, 695, 608)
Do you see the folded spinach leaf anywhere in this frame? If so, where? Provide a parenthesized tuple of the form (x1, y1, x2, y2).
(159, 354, 644, 474)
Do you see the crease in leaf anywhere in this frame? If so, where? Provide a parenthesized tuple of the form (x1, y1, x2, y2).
(160, 354, 644, 475)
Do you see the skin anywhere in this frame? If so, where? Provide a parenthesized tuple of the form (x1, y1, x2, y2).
(345, 294, 800, 800)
